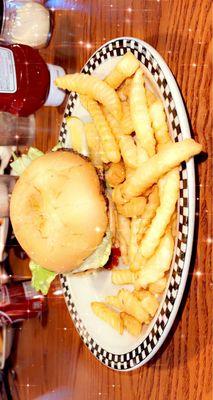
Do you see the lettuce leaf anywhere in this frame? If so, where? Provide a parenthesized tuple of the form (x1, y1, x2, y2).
(10, 143, 63, 176)
(72, 230, 112, 273)
(29, 260, 57, 295)
(51, 142, 63, 152)
(11, 147, 44, 176)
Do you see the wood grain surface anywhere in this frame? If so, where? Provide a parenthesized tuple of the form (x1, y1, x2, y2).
(8, 1, 212, 399)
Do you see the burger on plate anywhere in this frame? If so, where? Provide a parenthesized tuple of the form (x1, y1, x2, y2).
(10, 146, 112, 294)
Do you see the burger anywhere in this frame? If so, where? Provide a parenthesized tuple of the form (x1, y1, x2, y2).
(10, 146, 112, 294)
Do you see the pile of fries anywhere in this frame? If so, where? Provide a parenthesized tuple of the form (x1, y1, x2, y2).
(56, 52, 202, 337)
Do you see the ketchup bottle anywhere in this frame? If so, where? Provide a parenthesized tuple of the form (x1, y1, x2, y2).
(0, 44, 66, 116)
(0, 281, 47, 326)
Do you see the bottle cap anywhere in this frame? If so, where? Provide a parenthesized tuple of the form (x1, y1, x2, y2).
(45, 64, 66, 107)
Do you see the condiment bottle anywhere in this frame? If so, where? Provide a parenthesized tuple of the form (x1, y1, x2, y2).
(0, 0, 52, 48)
(0, 43, 66, 116)
(0, 281, 47, 326)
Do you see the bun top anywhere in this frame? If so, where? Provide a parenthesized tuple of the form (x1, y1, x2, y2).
(10, 151, 108, 272)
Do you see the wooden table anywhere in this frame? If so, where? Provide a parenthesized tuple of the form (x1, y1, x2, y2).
(10, 1, 212, 399)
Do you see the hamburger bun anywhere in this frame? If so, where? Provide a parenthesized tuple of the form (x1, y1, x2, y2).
(10, 151, 108, 272)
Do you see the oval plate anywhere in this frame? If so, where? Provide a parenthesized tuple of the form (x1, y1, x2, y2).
(58, 37, 195, 370)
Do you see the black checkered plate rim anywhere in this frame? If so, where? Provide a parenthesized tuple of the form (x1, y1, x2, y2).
(59, 37, 195, 370)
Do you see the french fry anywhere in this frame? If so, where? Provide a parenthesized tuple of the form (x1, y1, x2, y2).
(112, 139, 202, 203)
(62, 58, 202, 339)
(133, 290, 159, 317)
(102, 102, 134, 139)
(149, 98, 171, 145)
(105, 295, 123, 310)
(118, 289, 150, 324)
(112, 269, 135, 285)
(120, 312, 142, 336)
(117, 235, 128, 264)
(129, 217, 142, 270)
(132, 255, 147, 273)
(107, 192, 117, 246)
(136, 140, 149, 166)
(171, 210, 178, 238)
(117, 78, 132, 101)
(143, 186, 155, 197)
(91, 302, 124, 334)
(101, 153, 109, 164)
(135, 230, 174, 287)
(137, 185, 160, 242)
(117, 196, 146, 218)
(120, 101, 135, 135)
(66, 116, 88, 155)
(125, 166, 135, 179)
(102, 106, 122, 140)
(146, 89, 157, 106)
(84, 122, 107, 166)
(138, 168, 179, 258)
(134, 270, 162, 290)
(105, 161, 125, 187)
(55, 73, 122, 120)
(105, 52, 139, 89)
(130, 68, 156, 157)
(117, 214, 130, 264)
(117, 214, 130, 244)
(119, 135, 138, 168)
(149, 276, 167, 294)
(113, 205, 120, 248)
(80, 95, 120, 163)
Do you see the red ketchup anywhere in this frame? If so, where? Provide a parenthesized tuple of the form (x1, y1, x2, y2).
(104, 247, 121, 270)
(0, 44, 65, 116)
(0, 281, 46, 326)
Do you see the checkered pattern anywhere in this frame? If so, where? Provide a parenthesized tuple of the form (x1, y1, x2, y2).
(59, 38, 189, 370)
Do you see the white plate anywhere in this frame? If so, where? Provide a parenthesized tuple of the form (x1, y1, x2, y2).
(58, 37, 195, 370)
